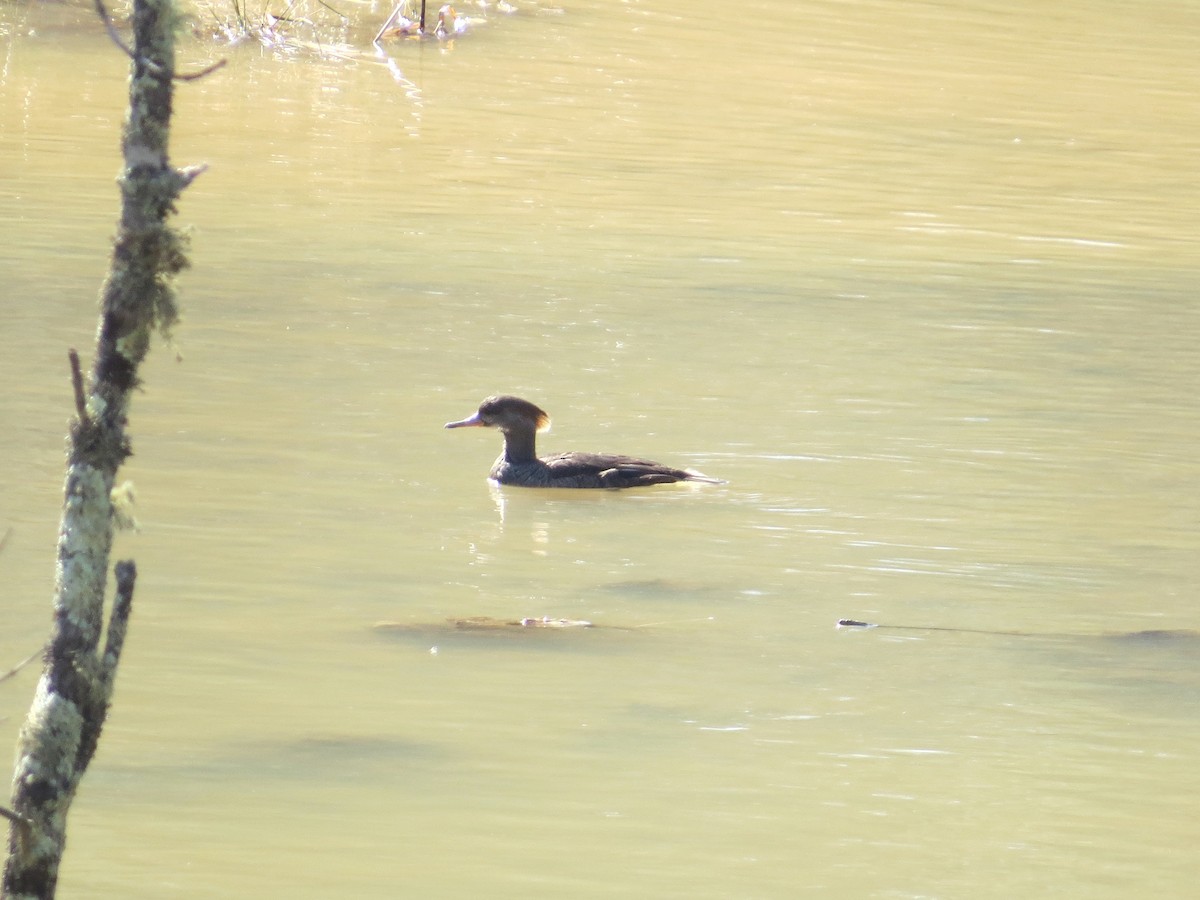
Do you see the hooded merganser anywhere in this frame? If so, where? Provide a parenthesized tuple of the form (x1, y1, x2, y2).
(445, 395, 722, 489)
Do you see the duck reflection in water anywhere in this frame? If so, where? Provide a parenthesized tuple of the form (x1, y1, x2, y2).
(445, 395, 722, 489)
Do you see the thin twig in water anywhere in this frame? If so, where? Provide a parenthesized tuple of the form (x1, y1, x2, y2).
(0, 651, 39, 685)
(314, 0, 349, 18)
(374, 1, 407, 43)
(177, 59, 228, 81)
(94, 0, 135, 59)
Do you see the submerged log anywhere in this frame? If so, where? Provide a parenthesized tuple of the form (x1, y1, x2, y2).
(374, 616, 597, 635)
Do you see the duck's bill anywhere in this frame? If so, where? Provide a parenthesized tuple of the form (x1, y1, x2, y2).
(444, 412, 485, 429)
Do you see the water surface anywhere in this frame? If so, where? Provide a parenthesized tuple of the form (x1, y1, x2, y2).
(2, 0, 1198, 896)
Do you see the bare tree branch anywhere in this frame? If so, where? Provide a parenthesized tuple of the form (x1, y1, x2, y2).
(176, 58, 228, 81)
(95, 0, 227, 81)
(0, 652, 40, 686)
(3, 0, 204, 893)
(93, 0, 135, 60)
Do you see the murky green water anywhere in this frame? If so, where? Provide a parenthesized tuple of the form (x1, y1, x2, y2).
(2, 0, 1198, 896)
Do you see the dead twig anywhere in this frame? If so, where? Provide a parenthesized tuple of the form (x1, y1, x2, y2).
(0, 805, 29, 827)
(94, 0, 135, 59)
(374, 0, 426, 43)
(374, 1, 408, 43)
(176, 59, 228, 81)
(94, 0, 227, 81)
(0, 651, 40, 686)
(315, 0, 348, 17)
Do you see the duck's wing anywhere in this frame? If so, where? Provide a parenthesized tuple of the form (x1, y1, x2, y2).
(599, 466, 690, 488)
(542, 452, 715, 488)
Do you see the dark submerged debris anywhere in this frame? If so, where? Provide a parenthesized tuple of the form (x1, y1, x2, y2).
(374, 616, 595, 634)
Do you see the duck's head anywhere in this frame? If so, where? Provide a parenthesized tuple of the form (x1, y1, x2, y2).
(445, 395, 550, 434)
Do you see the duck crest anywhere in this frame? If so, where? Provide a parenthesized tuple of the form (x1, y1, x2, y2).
(481, 395, 550, 432)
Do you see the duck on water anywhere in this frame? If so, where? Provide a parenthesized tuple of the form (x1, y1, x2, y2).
(445, 395, 722, 489)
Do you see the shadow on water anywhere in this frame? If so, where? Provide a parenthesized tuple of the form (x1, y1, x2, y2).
(92, 735, 445, 791)
(595, 577, 735, 602)
(840, 620, 1200, 717)
(838, 619, 1199, 644)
